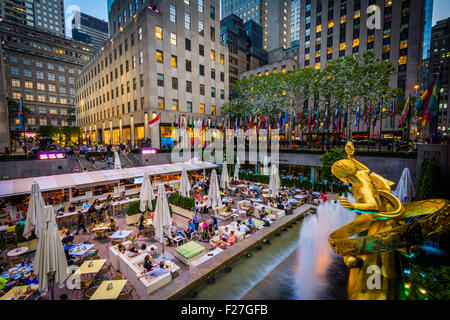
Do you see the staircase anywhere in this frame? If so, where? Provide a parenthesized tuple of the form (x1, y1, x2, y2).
(126, 152, 143, 167)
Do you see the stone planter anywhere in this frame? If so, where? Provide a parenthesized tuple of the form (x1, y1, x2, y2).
(170, 204, 193, 220)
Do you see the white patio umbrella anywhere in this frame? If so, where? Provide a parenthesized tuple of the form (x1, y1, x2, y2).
(179, 168, 191, 198)
(220, 161, 230, 190)
(154, 184, 172, 259)
(263, 155, 269, 175)
(234, 164, 240, 182)
(139, 172, 155, 212)
(269, 163, 281, 197)
(393, 167, 415, 204)
(114, 150, 122, 169)
(207, 169, 222, 208)
(34, 206, 69, 298)
(23, 182, 45, 239)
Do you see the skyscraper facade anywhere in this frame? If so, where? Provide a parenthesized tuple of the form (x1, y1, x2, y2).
(0, 22, 94, 136)
(0, 0, 65, 36)
(221, 0, 291, 51)
(220, 14, 267, 84)
(72, 11, 109, 51)
(76, 0, 229, 148)
(430, 18, 450, 135)
(294, 0, 428, 97)
(290, 0, 301, 46)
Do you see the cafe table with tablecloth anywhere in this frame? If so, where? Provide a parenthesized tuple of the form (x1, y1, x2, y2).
(90, 280, 128, 300)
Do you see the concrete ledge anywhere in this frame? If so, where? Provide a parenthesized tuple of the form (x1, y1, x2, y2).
(149, 204, 313, 300)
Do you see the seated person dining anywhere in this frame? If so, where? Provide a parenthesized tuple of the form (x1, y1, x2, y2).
(211, 230, 236, 250)
(56, 206, 65, 215)
(90, 219, 100, 230)
(238, 220, 251, 235)
(259, 207, 269, 220)
(143, 255, 158, 272)
(117, 244, 139, 258)
(108, 218, 117, 232)
(169, 221, 186, 239)
(62, 231, 74, 245)
(137, 261, 169, 279)
(246, 216, 256, 233)
(184, 219, 196, 239)
(81, 200, 91, 210)
(25, 270, 39, 285)
(68, 204, 77, 213)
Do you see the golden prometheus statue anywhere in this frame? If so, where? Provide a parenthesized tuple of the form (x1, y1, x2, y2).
(329, 142, 450, 300)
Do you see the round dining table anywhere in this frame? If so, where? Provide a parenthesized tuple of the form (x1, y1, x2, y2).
(7, 247, 29, 257)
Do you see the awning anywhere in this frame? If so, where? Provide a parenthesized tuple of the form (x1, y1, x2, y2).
(0, 161, 217, 198)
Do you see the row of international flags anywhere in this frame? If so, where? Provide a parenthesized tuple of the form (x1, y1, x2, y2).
(161, 72, 441, 135)
(165, 101, 397, 135)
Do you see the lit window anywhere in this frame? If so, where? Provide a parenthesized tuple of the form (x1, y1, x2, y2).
(340, 43, 346, 51)
(170, 32, 177, 46)
(156, 50, 163, 63)
(155, 26, 163, 40)
(200, 104, 205, 114)
(210, 50, 215, 61)
(353, 38, 360, 47)
(171, 55, 177, 68)
(399, 56, 407, 65)
(220, 54, 224, 64)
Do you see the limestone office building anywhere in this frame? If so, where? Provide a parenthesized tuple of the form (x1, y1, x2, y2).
(76, 0, 229, 149)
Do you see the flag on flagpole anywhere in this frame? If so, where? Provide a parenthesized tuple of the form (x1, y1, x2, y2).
(363, 102, 371, 127)
(282, 112, 288, 132)
(398, 97, 410, 129)
(343, 106, 348, 129)
(307, 109, 312, 133)
(18, 98, 24, 131)
(148, 114, 161, 128)
(354, 103, 360, 127)
(372, 101, 381, 127)
(420, 72, 441, 124)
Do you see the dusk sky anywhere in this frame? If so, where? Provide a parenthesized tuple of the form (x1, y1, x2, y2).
(64, 0, 450, 36)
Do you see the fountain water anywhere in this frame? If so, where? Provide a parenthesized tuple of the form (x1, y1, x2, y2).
(296, 198, 355, 300)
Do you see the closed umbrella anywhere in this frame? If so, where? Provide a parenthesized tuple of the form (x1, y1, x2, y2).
(233, 156, 240, 182)
(154, 184, 172, 260)
(269, 163, 281, 197)
(393, 167, 415, 204)
(23, 182, 45, 239)
(220, 161, 230, 189)
(114, 150, 122, 169)
(34, 206, 69, 298)
(207, 170, 222, 208)
(263, 155, 269, 175)
(179, 168, 191, 198)
(139, 172, 154, 212)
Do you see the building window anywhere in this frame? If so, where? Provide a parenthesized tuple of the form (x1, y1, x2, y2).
(155, 26, 163, 40)
(210, 27, 215, 42)
(170, 32, 177, 46)
(198, 0, 203, 13)
(199, 20, 204, 36)
(172, 77, 178, 90)
(200, 84, 205, 95)
(200, 104, 205, 114)
(156, 50, 163, 63)
(186, 60, 192, 72)
(211, 105, 216, 115)
(158, 97, 165, 109)
(140, 74, 144, 87)
(24, 69, 32, 78)
(199, 64, 205, 76)
(187, 101, 192, 113)
(220, 54, 224, 64)
(220, 89, 225, 100)
(170, 5, 176, 23)
(211, 87, 216, 98)
(185, 12, 191, 30)
(157, 74, 164, 87)
(185, 38, 191, 51)
(211, 50, 215, 61)
(186, 81, 192, 93)
(172, 99, 179, 111)
(171, 55, 177, 68)
(11, 79, 21, 87)
(199, 45, 204, 56)
(139, 51, 144, 64)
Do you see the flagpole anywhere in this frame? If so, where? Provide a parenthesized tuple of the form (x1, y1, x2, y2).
(407, 95, 411, 144)
(379, 104, 383, 152)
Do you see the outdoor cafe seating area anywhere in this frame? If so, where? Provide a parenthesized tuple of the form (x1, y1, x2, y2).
(0, 161, 327, 300)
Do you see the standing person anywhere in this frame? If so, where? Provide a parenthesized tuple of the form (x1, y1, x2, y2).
(192, 210, 201, 231)
(322, 192, 328, 203)
(137, 213, 146, 240)
(75, 212, 87, 235)
(91, 156, 97, 170)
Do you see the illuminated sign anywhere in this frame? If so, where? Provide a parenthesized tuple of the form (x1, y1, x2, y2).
(141, 148, 157, 155)
(38, 153, 66, 160)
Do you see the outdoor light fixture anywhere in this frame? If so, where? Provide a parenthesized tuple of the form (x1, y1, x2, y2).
(141, 148, 157, 155)
(38, 152, 66, 160)
(148, 6, 161, 14)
